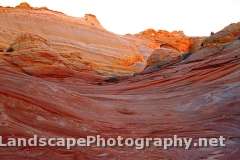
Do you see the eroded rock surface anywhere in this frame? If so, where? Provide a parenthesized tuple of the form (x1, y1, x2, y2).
(144, 48, 181, 73)
(0, 3, 144, 76)
(136, 29, 192, 52)
(0, 3, 239, 160)
(202, 22, 240, 47)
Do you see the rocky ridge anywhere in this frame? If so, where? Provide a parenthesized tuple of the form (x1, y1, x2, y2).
(0, 3, 239, 160)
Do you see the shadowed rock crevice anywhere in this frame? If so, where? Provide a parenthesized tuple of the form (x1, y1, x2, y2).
(5, 47, 14, 52)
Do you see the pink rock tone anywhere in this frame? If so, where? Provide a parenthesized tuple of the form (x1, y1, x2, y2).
(0, 3, 145, 76)
(202, 22, 240, 48)
(0, 3, 240, 160)
(144, 48, 181, 73)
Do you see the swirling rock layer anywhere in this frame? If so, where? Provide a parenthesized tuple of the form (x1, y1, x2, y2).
(0, 3, 240, 160)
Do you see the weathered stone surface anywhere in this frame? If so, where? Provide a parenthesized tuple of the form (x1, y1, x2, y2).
(0, 3, 144, 76)
(189, 36, 206, 52)
(0, 3, 239, 160)
(202, 22, 240, 47)
(136, 29, 192, 52)
(15, 2, 33, 10)
(144, 48, 181, 73)
(3, 33, 74, 77)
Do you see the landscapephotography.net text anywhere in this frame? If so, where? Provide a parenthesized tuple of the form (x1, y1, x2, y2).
(0, 135, 226, 150)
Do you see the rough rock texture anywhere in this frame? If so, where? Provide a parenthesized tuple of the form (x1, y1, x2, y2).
(0, 3, 145, 76)
(3, 33, 76, 77)
(15, 2, 33, 9)
(82, 14, 105, 30)
(136, 29, 192, 52)
(189, 36, 206, 53)
(0, 3, 240, 160)
(144, 48, 181, 73)
(202, 22, 240, 47)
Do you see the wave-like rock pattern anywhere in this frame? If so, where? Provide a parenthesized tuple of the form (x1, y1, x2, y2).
(0, 3, 239, 160)
(0, 3, 146, 76)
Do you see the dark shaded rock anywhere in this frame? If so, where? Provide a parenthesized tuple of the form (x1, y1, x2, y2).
(104, 77, 120, 83)
(180, 52, 192, 60)
(5, 47, 14, 52)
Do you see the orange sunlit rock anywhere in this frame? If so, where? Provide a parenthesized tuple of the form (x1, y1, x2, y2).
(15, 2, 33, 9)
(136, 29, 192, 52)
(0, 2, 239, 160)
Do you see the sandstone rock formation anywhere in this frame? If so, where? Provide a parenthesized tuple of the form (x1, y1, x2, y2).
(3, 33, 75, 78)
(136, 29, 192, 52)
(15, 2, 33, 9)
(202, 22, 240, 47)
(0, 3, 145, 76)
(0, 3, 239, 160)
(82, 14, 105, 30)
(189, 36, 206, 52)
(144, 48, 181, 73)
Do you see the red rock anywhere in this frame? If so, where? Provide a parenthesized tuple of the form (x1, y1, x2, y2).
(3, 33, 74, 78)
(0, 4, 145, 76)
(144, 48, 181, 73)
(0, 3, 239, 160)
(202, 22, 240, 47)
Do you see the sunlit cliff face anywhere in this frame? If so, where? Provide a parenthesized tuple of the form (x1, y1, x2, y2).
(0, 2, 240, 160)
(0, 0, 240, 36)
